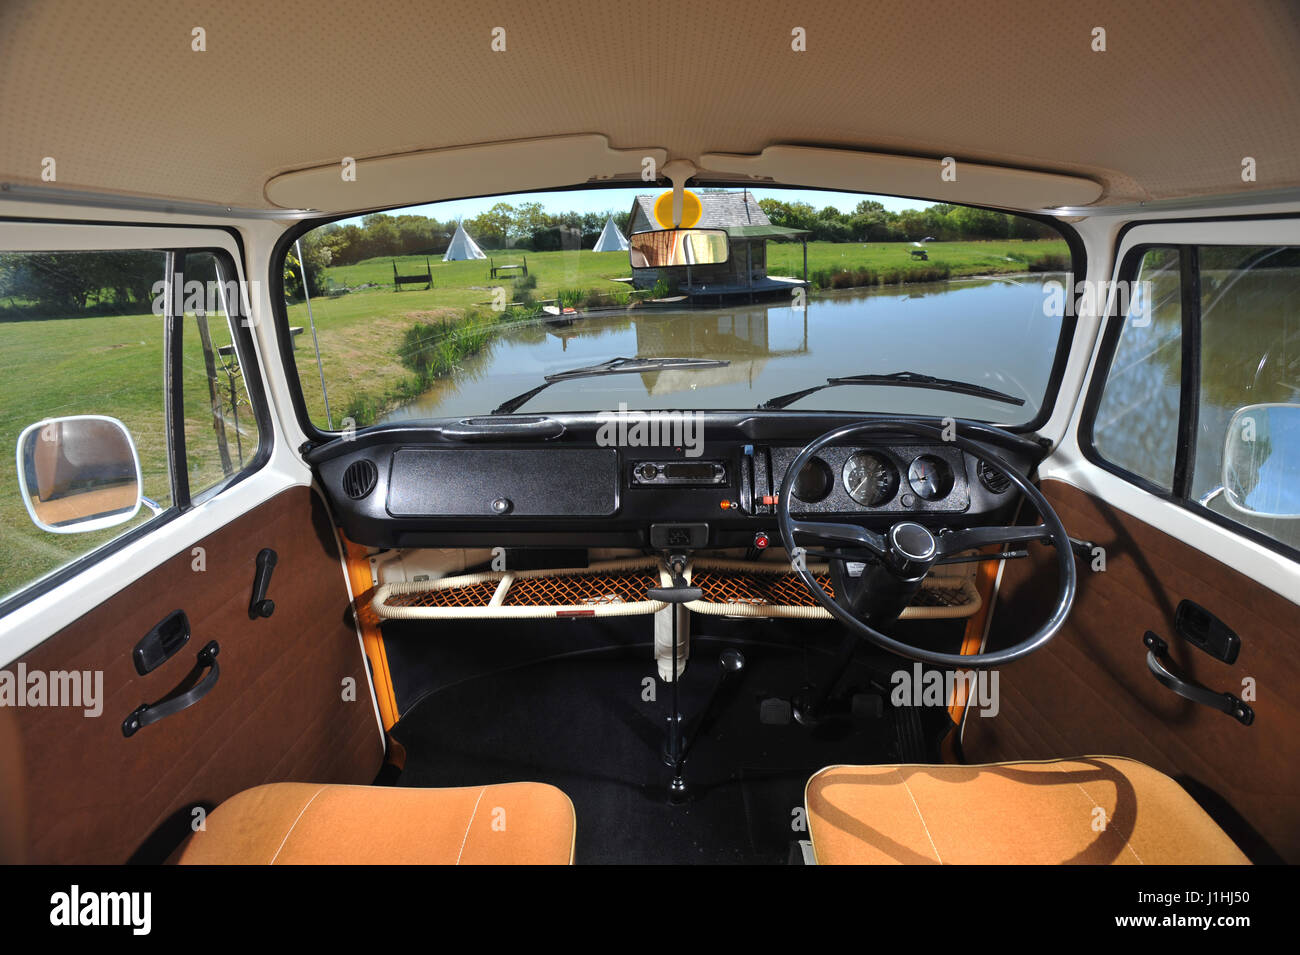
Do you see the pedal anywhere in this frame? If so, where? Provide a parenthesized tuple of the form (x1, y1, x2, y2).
(760, 697, 792, 725)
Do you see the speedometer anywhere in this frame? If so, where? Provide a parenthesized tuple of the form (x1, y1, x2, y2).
(842, 452, 899, 506)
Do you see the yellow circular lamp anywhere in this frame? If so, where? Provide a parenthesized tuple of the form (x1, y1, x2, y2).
(653, 189, 702, 229)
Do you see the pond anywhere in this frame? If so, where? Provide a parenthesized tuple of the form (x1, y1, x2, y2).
(385, 274, 1069, 426)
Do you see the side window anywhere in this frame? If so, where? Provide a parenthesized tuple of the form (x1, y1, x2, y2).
(1089, 241, 1300, 552)
(180, 252, 261, 502)
(1091, 247, 1183, 489)
(0, 246, 262, 606)
(1194, 246, 1300, 547)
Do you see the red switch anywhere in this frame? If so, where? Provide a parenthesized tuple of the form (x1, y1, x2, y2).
(754, 532, 770, 549)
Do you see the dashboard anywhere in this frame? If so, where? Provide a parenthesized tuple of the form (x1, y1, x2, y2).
(307, 414, 1042, 550)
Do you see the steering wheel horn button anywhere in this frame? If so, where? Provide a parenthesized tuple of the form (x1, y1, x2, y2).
(887, 521, 937, 575)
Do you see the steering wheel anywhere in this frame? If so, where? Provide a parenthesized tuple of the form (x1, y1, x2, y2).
(776, 420, 1076, 668)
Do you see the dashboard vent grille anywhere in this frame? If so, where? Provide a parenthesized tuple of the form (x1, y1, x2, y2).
(342, 459, 378, 500)
(977, 459, 1012, 495)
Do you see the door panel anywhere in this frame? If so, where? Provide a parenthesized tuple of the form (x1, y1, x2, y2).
(964, 479, 1300, 863)
(10, 486, 383, 863)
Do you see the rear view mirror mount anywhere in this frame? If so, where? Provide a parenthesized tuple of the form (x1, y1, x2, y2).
(16, 415, 145, 534)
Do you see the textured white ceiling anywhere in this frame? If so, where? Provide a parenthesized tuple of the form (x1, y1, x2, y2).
(1, 0, 1297, 209)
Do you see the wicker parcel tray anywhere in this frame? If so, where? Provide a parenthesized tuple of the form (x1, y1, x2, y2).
(372, 556, 981, 621)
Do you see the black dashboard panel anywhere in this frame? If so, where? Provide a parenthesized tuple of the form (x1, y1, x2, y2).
(387, 448, 617, 517)
(307, 414, 1044, 550)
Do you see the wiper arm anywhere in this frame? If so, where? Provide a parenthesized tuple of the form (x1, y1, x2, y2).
(759, 370, 1025, 410)
(491, 357, 730, 415)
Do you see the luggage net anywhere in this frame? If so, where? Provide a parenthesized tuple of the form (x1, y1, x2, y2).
(371, 556, 980, 621)
(372, 557, 668, 620)
(683, 558, 980, 620)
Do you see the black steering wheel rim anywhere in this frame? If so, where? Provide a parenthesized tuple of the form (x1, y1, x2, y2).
(776, 418, 1076, 668)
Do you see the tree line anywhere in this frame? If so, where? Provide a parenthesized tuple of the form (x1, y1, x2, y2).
(308, 204, 636, 267)
(757, 198, 1057, 243)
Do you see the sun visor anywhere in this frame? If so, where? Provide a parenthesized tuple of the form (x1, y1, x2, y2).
(265, 135, 668, 213)
(699, 146, 1103, 211)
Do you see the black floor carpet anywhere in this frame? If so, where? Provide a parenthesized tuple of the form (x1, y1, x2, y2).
(387, 618, 934, 864)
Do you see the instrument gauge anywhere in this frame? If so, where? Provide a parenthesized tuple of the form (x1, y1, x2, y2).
(791, 457, 833, 503)
(907, 454, 954, 501)
(842, 452, 899, 507)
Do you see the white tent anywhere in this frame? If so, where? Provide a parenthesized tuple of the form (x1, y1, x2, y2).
(443, 221, 486, 261)
(592, 215, 629, 252)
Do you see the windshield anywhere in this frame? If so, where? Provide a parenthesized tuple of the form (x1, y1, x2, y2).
(281, 187, 1072, 429)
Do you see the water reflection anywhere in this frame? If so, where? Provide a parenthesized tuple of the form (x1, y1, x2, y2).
(387, 274, 1067, 423)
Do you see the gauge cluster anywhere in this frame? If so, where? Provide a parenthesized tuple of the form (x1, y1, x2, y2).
(772, 444, 972, 514)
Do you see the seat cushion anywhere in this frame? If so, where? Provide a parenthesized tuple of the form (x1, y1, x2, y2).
(806, 757, 1249, 865)
(176, 781, 575, 865)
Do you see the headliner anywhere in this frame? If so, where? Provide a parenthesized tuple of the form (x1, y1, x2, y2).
(1, 0, 1298, 212)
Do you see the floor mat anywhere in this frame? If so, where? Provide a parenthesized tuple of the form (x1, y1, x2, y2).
(389, 621, 905, 864)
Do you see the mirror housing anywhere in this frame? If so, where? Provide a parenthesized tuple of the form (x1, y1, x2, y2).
(16, 415, 144, 533)
(1222, 403, 1300, 519)
(629, 228, 729, 268)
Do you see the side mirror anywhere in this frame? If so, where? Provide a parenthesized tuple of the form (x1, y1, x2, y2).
(629, 228, 729, 268)
(16, 415, 144, 533)
(1222, 403, 1300, 519)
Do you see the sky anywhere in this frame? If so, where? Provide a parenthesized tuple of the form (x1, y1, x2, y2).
(339, 187, 928, 226)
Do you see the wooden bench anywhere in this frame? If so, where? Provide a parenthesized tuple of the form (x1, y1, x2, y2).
(489, 255, 528, 279)
(392, 258, 433, 290)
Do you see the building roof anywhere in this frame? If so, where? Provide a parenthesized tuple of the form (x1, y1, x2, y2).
(721, 224, 809, 239)
(629, 191, 770, 233)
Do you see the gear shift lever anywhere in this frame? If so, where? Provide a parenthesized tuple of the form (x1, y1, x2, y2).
(648, 556, 745, 802)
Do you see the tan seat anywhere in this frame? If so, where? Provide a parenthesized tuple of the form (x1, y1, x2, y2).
(176, 781, 576, 865)
(806, 757, 1249, 865)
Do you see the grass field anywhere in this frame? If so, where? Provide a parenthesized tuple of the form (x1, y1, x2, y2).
(2, 238, 1063, 599)
(319, 238, 1067, 300)
(0, 308, 257, 600)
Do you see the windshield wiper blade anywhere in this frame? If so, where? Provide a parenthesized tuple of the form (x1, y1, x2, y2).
(759, 370, 1025, 410)
(491, 357, 730, 415)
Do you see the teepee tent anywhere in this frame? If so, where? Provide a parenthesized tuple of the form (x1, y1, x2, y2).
(592, 214, 629, 252)
(443, 221, 486, 261)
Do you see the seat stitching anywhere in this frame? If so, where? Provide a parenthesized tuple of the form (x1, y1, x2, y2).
(894, 768, 943, 865)
(1054, 762, 1144, 865)
(455, 787, 487, 865)
(269, 785, 328, 865)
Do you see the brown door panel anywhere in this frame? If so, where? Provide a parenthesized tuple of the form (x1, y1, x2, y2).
(964, 480, 1300, 863)
(10, 486, 384, 864)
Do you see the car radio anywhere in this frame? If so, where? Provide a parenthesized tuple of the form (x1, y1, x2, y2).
(631, 460, 727, 486)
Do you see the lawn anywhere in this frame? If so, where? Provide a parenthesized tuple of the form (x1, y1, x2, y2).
(319, 239, 1068, 302)
(0, 308, 257, 600)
